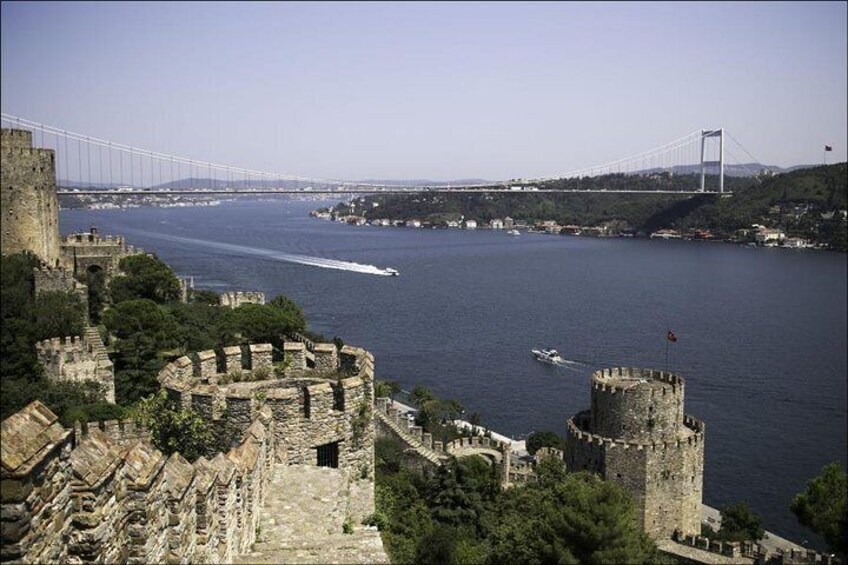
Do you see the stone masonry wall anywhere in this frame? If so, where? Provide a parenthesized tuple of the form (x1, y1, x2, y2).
(565, 368, 705, 540)
(35, 327, 115, 403)
(219, 291, 265, 309)
(1, 129, 60, 266)
(1, 401, 275, 564)
(60, 230, 140, 276)
(158, 342, 375, 481)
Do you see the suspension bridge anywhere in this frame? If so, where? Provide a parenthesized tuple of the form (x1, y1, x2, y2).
(1, 113, 764, 196)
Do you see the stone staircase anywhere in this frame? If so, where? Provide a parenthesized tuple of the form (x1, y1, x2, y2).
(374, 406, 447, 466)
(234, 465, 389, 564)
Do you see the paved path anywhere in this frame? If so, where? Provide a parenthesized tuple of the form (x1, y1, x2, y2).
(235, 465, 389, 564)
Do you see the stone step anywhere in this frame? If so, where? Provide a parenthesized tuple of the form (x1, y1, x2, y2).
(234, 464, 389, 564)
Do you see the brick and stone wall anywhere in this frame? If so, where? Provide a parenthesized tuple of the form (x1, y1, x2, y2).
(565, 367, 705, 540)
(219, 291, 265, 309)
(1, 401, 276, 564)
(1, 129, 61, 266)
(158, 342, 375, 482)
(36, 327, 115, 403)
(60, 229, 141, 276)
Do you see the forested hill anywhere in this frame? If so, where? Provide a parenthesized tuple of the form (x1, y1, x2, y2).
(350, 164, 846, 250)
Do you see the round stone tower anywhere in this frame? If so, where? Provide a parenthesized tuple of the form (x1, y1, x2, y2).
(1, 129, 61, 265)
(565, 367, 705, 540)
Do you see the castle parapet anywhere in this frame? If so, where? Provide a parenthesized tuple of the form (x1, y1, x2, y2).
(223, 345, 243, 374)
(284, 342, 307, 371)
(157, 342, 374, 475)
(314, 343, 339, 373)
(220, 291, 265, 309)
(36, 327, 115, 403)
(0, 395, 277, 564)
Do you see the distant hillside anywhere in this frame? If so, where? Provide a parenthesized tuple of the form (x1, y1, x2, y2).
(634, 163, 814, 177)
(352, 164, 846, 250)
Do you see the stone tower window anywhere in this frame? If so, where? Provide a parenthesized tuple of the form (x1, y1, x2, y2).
(316, 441, 339, 468)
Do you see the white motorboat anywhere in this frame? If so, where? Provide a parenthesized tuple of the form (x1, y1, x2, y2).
(531, 348, 564, 365)
(385, 268, 399, 276)
(507, 229, 520, 236)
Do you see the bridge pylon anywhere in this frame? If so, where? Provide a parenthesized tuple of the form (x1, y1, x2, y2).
(700, 128, 725, 193)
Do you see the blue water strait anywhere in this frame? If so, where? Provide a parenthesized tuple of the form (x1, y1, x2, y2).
(62, 200, 847, 546)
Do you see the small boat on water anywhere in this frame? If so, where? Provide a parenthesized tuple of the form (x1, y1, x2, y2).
(531, 348, 564, 365)
(385, 268, 399, 276)
(507, 229, 520, 236)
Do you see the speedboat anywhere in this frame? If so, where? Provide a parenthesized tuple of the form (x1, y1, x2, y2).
(385, 268, 399, 276)
(532, 348, 564, 365)
(507, 229, 520, 236)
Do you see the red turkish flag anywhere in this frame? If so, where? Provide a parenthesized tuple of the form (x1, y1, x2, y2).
(667, 331, 678, 343)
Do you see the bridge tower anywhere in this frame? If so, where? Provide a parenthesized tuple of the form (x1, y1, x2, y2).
(699, 128, 725, 193)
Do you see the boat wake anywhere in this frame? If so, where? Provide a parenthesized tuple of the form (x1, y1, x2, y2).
(123, 230, 398, 276)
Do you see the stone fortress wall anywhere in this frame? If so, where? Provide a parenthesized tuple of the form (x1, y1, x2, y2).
(0, 129, 61, 266)
(1, 342, 378, 564)
(35, 327, 115, 403)
(373, 398, 513, 483)
(565, 367, 705, 540)
(59, 227, 141, 276)
(219, 291, 265, 309)
(2, 129, 141, 314)
(1, 400, 275, 564)
(158, 342, 376, 482)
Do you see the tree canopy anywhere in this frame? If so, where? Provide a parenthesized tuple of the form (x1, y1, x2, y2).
(791, 462, 848, 555)
(109, 254, 182, 304)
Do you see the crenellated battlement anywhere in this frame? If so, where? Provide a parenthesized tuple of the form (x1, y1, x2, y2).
(158, 342, 375, 475)
(74, 417, 151, 446)
(591, 367, 684, 394)
(1, 128, 33, 149)
(62, 232, 127, 247)
(36, 327, 114, 403)
(566, 410, 704, 451)
(1, 400, 276, 564)
(443, 435, 511, 454)
(2, 129, 61, 264)
(219, 291, 266, 309)
(566, 366, 704, 540)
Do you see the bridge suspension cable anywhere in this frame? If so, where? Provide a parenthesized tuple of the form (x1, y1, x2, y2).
(2, 112, 748, 193)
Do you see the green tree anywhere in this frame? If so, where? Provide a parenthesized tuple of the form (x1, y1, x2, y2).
(103, 299, 181, 404)
(230, 303, 296, 345)
(526, 430, 566, 456)
(375, 380, 402, 402)
(189, 288, 221, 305)
(109, 254, 181, 304)
(129, 390, 213, 462)
(269, 294, 307, 334)
(167, 301, 237, 353)
(85, 267, 108, 323)
(429, 459, 484, 528)
(715, 502, 765, 542)
(416, 524, 460, 565)
(410, 385, 435, 407)
(32, 290, 86, 341)
(487, 471, 660, 565)
(791, 462, 848, 555)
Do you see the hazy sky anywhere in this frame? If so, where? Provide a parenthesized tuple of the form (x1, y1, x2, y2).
(2, 1, 846, 180)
